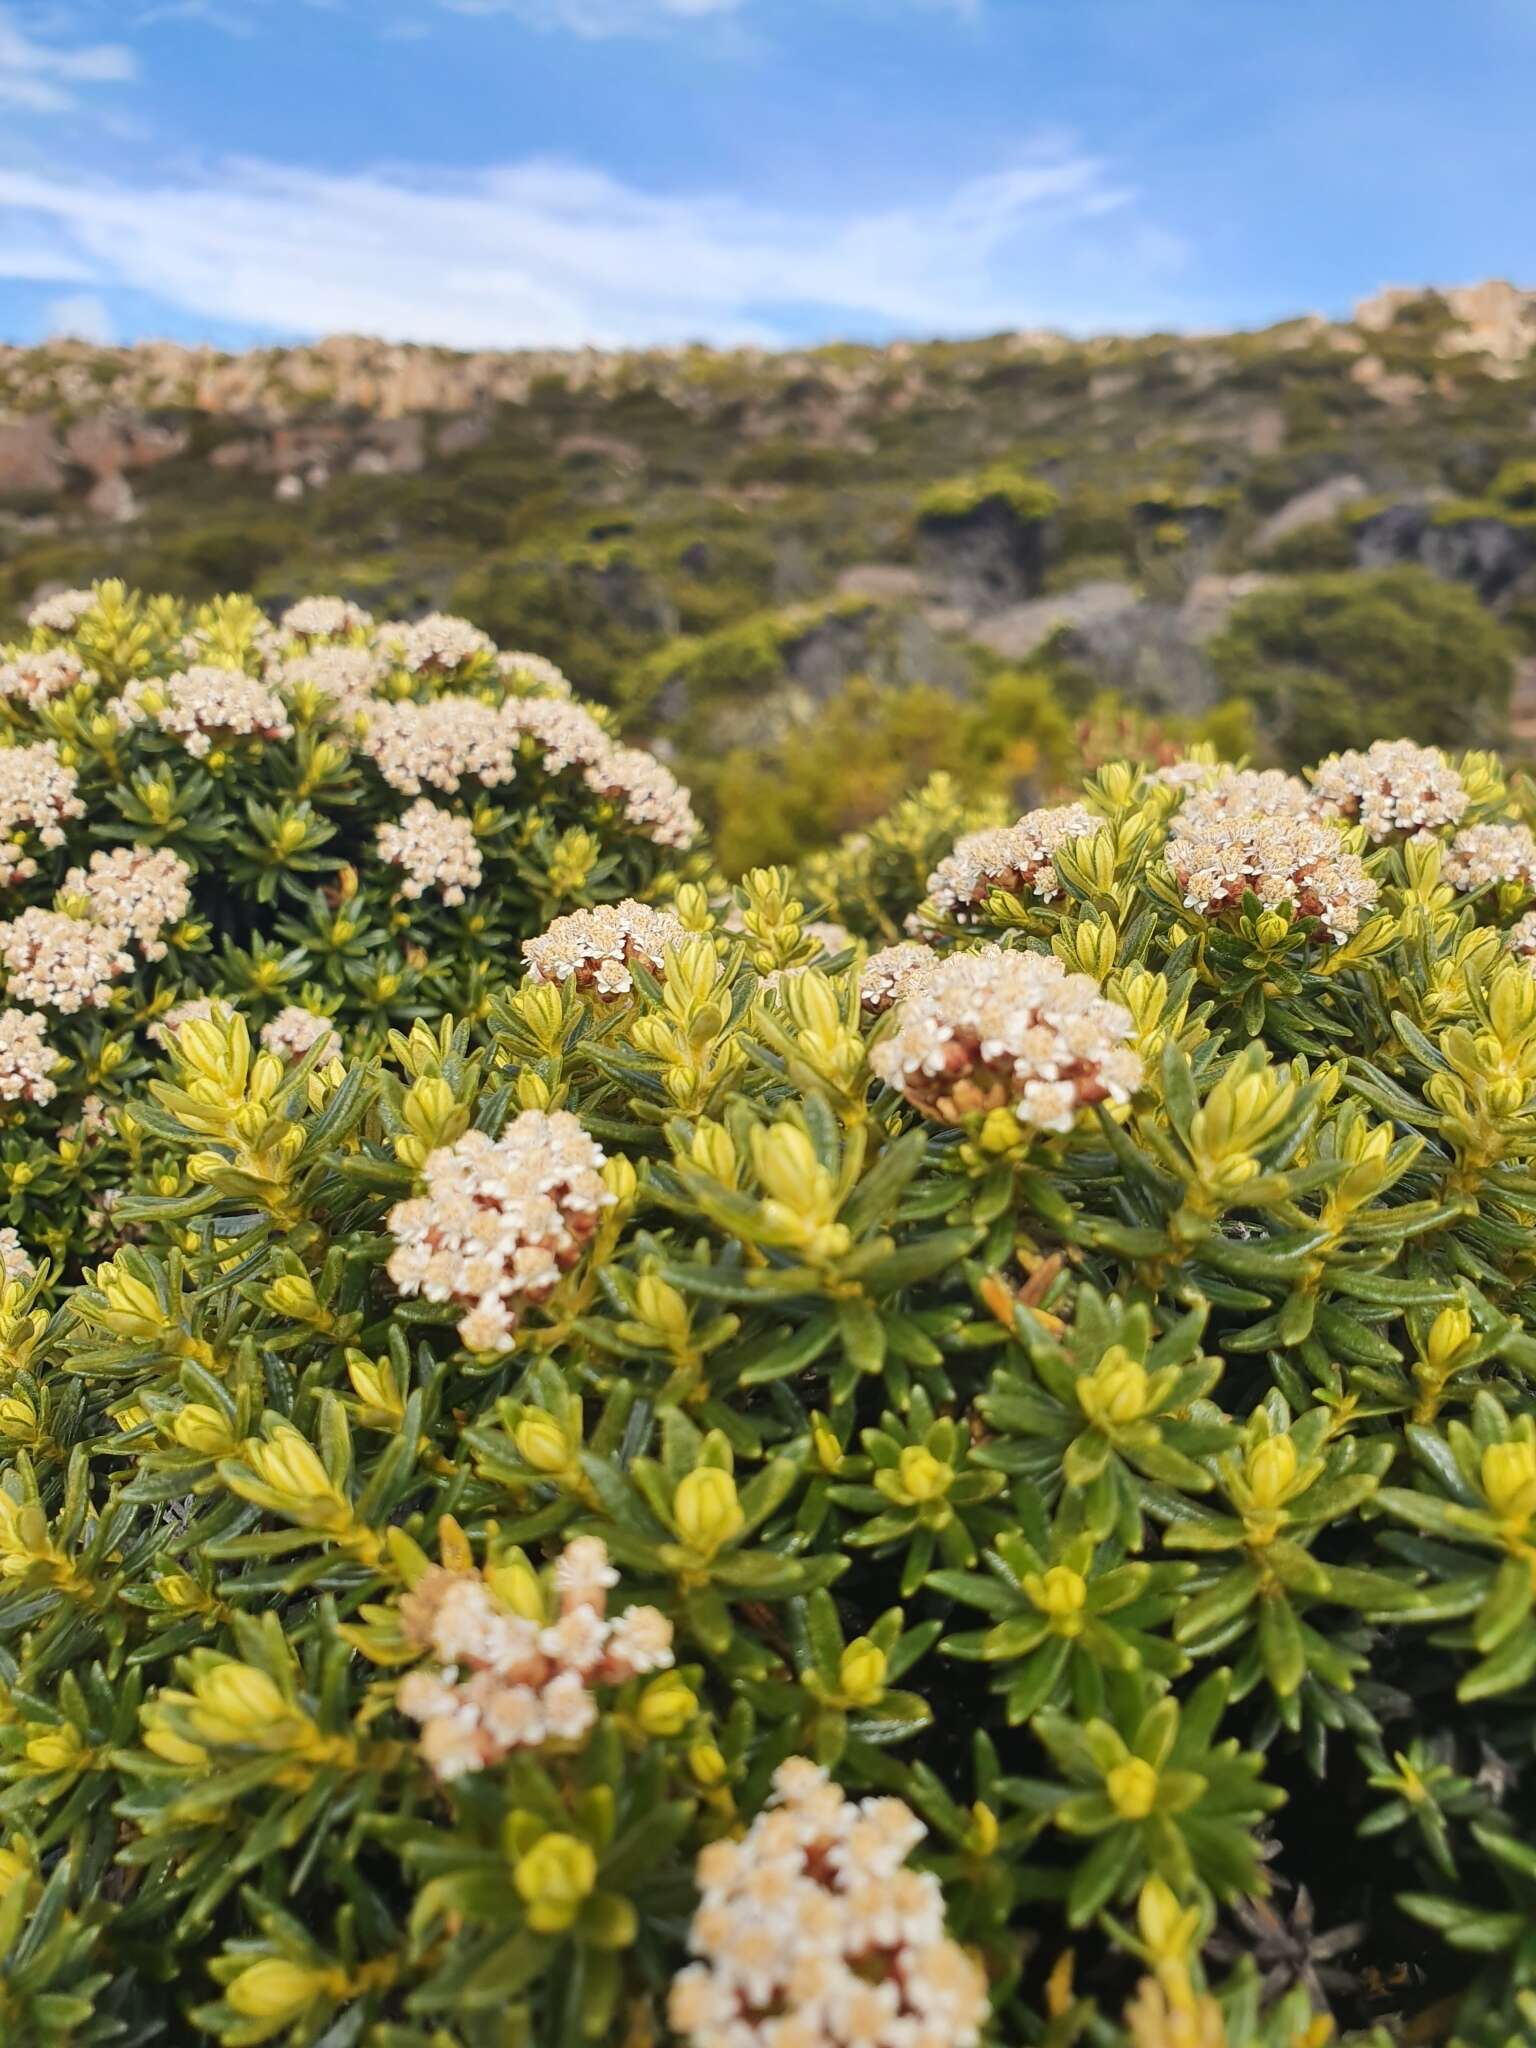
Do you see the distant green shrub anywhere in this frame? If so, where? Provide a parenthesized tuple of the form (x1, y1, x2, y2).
(1210, 566, 1514, 765)
(916, 466, 1058, 527)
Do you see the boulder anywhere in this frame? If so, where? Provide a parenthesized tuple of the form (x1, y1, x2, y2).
(1253, 475, 1370, 554)
(916, 496, 1048, 616)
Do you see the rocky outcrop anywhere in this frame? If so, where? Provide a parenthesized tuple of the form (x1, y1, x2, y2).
(1356, 281, 1536, 371)
(967, 580, 1138, 660)
(915, 497, 1048, 617)
(1355, 495, 1536, 603)
(1253, 475, 1370, 554)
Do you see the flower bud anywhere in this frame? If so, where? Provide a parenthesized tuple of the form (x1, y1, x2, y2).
(513, 1832, 598, 1933)
(1076, 1347, 1149, 1429)
(689, 1739, 728, 1786)
(225, 1959, 336, 2024)
(1425, 1303, 1473, 1370)
(894, 1445, 953, 1503)
(1106, 1757, 1160, 1820)
(1029, 1565, 1089, 1629)
(172, 1404, 236, 1456)
(635, 1274, 690, 1340)
(24, 1725, 83, 1772)
(837, 1637, 887, 1707)
(1483, 1439, 1536, 1518)
(486, 1556, 546, 1621)
(1245, 1434, 1298, 1510)
(673, 1467, 745, 1559)
(265, 1272, 323, 1322)
(637, 1673, 698, 1737)
(514, 1410, 572, 1475)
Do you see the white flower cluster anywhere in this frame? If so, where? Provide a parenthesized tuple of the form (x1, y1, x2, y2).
(275, 645, 385, 723)
(923, 803, 1098, 922)
(357, 694, 700, 847)
(259, 1006, 338, 1064)
(805, 919, 853, 958)
(504, 695, 613, 772)
(0, 1008, 58, 1105)
(115, 666, 294, 758)
(0, 646, 95, 708)
(522, 898, 689, 996)
(869, 945, 1141, 1132)
(0, 1227, 33, 1281)
(385, 612, 495, 675)
(63, 846, 192, 962)
(27, 588, 95, 634)
(0, 909, 131, 1014)
(387, 1109, 611, 1352)
(1175, 766, 1312, 828)
(499, 649, 571, 698)
(1443, 822, 1536, 893)
(377, 800, 483, 905)
(1509, 909, 1536, 959)
(359, 697, 520, 795)
(669, 1758, 988, 2048)
(0, 741, 85, 883)
(279, 595, 374, 639)
(1310, 739, 1469, 841)
(396, 1535, 673, 1782)
(858, 940, 938, 1015)
(1149, 759, 1224, 794)
(583, 741, 701, 850)
(1166, 808, 1377, 940)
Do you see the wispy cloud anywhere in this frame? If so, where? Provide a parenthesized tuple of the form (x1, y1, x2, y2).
(0, 4, 136, 113)
(134, 2, 261, 35)
(437, 0, 745, 34)
(44, 291, 114, 342)
(0, 142, 1189, 348)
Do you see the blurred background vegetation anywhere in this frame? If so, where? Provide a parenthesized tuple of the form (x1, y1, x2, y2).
(6, 284, 1536, 870)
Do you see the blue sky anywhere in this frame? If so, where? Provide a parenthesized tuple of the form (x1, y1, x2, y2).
(0, 0, 1531, 352)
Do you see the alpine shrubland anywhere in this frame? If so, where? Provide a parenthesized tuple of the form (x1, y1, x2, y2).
(6, 593, 1536, 2046)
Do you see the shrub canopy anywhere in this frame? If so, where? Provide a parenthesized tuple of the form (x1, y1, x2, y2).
(8, 637, 1536, 2047)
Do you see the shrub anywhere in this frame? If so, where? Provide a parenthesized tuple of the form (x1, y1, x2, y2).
(915, 466, 1058, 529)
(14, 736, 1536, 2041)
(1210, 567, 1514, 766)
(0, 582, 703, 1266)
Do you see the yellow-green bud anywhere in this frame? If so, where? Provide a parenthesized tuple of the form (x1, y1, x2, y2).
(1076, 1348, 1149, 1429)
(837, 1638, 887, 1707)
(894, 1445, 953, 1502)
(673, 1467, 745, 1558)
(265, 1272, 322, 1321)
(1425, 1303, 1473, 1369)
(225, 1959, 336, 2024)
(1483, 1439, 1536, 1518)
(1106, 1757, 1160, 1820)
(636, 1673, 697, 1737)
(1245, 1435, 1298, 1511)
(1028, 1565, 1089, 1631)
(514, 1411, 572, 1475)
(513, 1832, 597, 1933)
(172, 1404, 236, 1456)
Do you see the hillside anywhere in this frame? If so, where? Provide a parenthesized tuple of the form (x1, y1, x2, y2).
(8, 279, 1536, 868)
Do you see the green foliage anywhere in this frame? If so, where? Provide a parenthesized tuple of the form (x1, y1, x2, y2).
(704, 671, 1075, 874)
(916, 466, 1059, 528)
(0, 582, 704, 1266)
(1210, 567, 1515, 765)
(11, 724, 1536, 2043)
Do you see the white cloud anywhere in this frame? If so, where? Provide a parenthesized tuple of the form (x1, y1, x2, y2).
(0, 143, 1190, 349)
(439, 0, 744, 33)
(134, 2, 260, 34)
(44, 291, 114, 342)
(0, 6, 136, 113)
